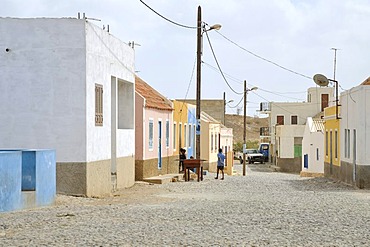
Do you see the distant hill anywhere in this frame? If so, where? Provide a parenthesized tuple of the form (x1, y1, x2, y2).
(225, 114, 268, 144)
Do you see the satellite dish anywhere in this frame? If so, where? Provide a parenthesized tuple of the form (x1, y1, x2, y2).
(313, 74, 329, 87)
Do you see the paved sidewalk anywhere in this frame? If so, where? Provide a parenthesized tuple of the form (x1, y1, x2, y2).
(1, 164, 369, 246)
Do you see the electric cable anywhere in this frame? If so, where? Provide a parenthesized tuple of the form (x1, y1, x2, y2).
(139, 0, 196, 29)
(204, 30, 243, 95)
(215, 30, 312, 80)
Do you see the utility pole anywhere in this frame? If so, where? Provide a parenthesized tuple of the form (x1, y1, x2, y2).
(331, 48, 340, 120)
(243, 80, 247, 176)
(196, 6, 202, 159)
(223, 92, 226, 125)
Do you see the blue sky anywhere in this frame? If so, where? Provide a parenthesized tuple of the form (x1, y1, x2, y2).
(1, 0, 369, 116)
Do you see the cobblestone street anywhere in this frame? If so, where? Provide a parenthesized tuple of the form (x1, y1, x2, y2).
(1, 163, 369, 246)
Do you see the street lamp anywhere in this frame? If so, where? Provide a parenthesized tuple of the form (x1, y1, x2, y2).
(243, 82, 258, 176)
(196, 5, 221, 159)
(313, 74, 340, 119)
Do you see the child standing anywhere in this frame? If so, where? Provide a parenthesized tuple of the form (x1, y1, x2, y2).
(215, 148, 225, 180)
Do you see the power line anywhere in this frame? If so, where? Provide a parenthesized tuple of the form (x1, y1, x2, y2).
(204, 31, 243, 95)
(179, 56, 197, 115)
(215, 30, 312, 80)
(228, 96, 244, 108)
(203, 61, 244, 85)
(203, 61, 305, 101)
(139, 0, 196, 29)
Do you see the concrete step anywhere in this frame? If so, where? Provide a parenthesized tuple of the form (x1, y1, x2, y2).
(143, 173, 184, 184)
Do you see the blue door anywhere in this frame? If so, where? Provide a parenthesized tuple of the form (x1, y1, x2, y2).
(304, 154, 308, 169)
(158, 121, 162, 169)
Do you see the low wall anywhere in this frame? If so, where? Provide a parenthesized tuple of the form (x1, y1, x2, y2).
(277, 157, 301, 173)
(340, 161, 370, 189)
(0, 149, 56, 213)
(135, 155, 178, 181)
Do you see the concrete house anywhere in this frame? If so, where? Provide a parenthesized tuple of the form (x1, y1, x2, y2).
(259, 87, 334, 173)
(201, 112, 221, 172)
(220, 125, 234, 175)
(135, 76, 176, 180)
(340, 77, 370, 188)
(0, 18, 135, 197)
(301, 117, 325, 177)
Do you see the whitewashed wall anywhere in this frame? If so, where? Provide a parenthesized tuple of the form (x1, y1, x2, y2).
(0, 18, 135, 163)
(0, 18, 87, 162)
(302, 118, 324, 173)
(341, 85, 370, 165)
(276, 125, 305, 158)
(270, 87, 334, 146)
(85, 22, 134, 162)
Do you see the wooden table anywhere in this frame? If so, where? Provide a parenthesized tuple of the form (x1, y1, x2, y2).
(183, 159, 204, 182)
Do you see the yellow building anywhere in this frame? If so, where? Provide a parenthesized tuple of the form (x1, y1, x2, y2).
(323, 105, 341, 178)
(172, 100, 189, 154)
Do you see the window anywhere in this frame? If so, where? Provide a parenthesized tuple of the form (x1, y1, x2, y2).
(173, 123, 177, 150)
(215, 133, 218, 151)
(316, 148, 319, 161)
(166, 120, 169, 148)
(188, 124, 192, 148)
(330, 130, 333, 158)
(291, 115, 298, 125)
(95, 84, 103, 126)
(325, 131, 328, 156)
(335, 130, 338, 159)
(344, 129, 348, 158)
(179, 123, 182, 148)
(193, 125, 196, 150)
(211, 132, 214, 152)
(149, 120, 154, 150)
(184, 124, 187, 148)
(347, 129, 350, 159)
(277, 115, 284, 125)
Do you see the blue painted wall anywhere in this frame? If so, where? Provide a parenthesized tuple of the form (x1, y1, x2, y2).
(187, 105, 196, 158)
(0, 149, 56, 213)
(0, 151, 22, 212)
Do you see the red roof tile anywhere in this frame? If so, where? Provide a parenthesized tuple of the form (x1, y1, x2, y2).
(135, 76, 173, 111)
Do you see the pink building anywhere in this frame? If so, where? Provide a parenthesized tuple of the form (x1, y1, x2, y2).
(135, 76, 177, 180)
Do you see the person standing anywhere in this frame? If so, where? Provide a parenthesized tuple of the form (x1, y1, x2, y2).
(179, 148, 187, 172)
(215, 148, 225, 180)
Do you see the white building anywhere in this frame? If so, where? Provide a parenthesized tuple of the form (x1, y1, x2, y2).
(260, 86, 334, 173)
(301, 117, 325, 177)
(340, 77, 370, 188)
(0, 17, 135, 197)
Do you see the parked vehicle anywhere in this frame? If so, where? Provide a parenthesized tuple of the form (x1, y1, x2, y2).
(259, 143, 270, 162)
(244, 149, 264, 164)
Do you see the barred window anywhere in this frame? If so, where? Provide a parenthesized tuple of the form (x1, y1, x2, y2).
(95, 84, 103, 126)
